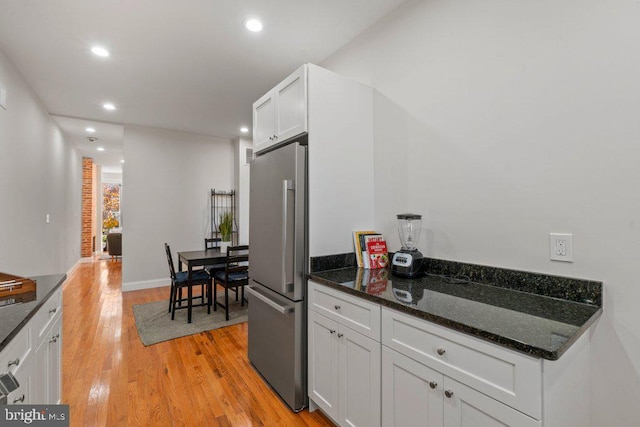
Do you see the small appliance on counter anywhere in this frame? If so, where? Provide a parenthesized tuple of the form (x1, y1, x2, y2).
(391, 213, 424, 278)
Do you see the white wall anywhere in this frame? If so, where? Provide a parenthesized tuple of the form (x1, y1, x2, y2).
(0, 47, 81, 277)
(233, 137, 252, 245)
(322, 0, 640, 424)
(121, 125, 233, 291)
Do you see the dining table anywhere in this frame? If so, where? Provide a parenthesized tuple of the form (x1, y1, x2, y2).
(176, 247, 249, 322)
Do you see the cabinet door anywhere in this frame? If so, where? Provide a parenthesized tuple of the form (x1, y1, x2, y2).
(308, 310, 340, 421)
(47, 318, 62, 404)
(275, 65, 307, 144)
(339, 325, 380, 427)
(382, 347, 444, 427)
(253, 90, 276, 152)
(443, 378, 540, 427)
(32, 317, 62, 404)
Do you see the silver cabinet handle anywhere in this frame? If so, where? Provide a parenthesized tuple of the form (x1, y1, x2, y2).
(8, 358, 19, 368)
(445, 390, 454, 398)
(49, 333, 60, 343)
(334, 305, 341, 310)
(337, 333, 343, 338)
(329, 329, 336, 334)
(49, 307, 57, 314)
(246, 286, 293, 314)
(13, 394, 25, 403)
(429, 381, 437, 389)
(437, 348, 446, 355)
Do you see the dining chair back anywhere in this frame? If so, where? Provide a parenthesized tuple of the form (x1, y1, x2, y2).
(212, 245, 249, 321)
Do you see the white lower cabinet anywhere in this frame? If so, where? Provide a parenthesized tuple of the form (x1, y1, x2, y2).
(308, 304, 381, 426)
(33, 315, 62, 404)
(382, 346, 539, 427)
(308, 283, 592, 427)
(0, 286, 63, 405)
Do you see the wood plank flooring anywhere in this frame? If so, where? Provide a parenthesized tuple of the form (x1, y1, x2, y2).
(62, 259, 332, 426)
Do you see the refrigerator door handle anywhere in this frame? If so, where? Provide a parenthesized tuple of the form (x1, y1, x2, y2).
(247, 286, 293, 314)
(282, 179, 295, 291)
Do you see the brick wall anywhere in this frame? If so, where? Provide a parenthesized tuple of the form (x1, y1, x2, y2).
(81, 157, 95, 257)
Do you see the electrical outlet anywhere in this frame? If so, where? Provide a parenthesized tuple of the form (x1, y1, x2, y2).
(550, 233, 573, 262)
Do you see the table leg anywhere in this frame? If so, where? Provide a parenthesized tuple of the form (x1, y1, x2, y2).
(188, 266, 193, 323)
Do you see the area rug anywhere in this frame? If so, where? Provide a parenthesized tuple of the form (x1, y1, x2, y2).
(133, 298, 248, 346)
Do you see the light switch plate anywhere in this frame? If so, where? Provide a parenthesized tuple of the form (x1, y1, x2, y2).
(550, 233, 573, 262)
(0, 85, 7, 110)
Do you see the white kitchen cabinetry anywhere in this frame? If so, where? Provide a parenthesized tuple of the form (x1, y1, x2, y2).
(253, 66, 307, 153)
(0, 286, 63, 405)
(382, 347, 539, 427)
(308, 281, 381, 427)
(382, 307, 591, 427)
(253, 64, 375, 257)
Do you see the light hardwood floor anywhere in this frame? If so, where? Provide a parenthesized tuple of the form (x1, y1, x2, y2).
(62, 259, 332, 426)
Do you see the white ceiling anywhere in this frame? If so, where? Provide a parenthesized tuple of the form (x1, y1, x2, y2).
(0, 0, 406, 169)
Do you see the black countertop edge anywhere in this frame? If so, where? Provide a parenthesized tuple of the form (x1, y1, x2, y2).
(0, 273, 67, 352)
(308, 270, 602, 360)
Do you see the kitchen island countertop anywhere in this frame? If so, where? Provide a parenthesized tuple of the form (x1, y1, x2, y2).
(309, 266, 601, 360)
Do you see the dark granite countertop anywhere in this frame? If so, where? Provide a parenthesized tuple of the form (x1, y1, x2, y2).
(0, 274, 67, 353)
(309, 264, 602, 360)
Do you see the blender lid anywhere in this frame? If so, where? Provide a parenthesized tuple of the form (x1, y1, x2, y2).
(397, 213, 422, 220)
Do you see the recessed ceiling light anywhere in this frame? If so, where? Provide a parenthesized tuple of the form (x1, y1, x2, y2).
(91, 46, 110, 57)
(86, 127, 96, 133)
(103, 103, 116, 111)
(240, 127, 249, 133)
(97, 147, 105, 152)
(245, 19, 263, 32)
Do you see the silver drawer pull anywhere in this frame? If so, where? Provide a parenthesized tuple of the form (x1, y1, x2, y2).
(8, 358, 20, 368)
(429, 381, 437, 389)
(329, 329, 336, 334)
(13, 394, 25, 403)
(49, 333, 60, 343)
(445, 390, 454, 398)
(337, 333, 343, 338)
(334, 305, 341, 310)
(49, 307, 57, 314)
(437, 348, 446, 355)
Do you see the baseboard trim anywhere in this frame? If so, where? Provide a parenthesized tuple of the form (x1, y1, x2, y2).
(80, 256, 94, 264)
(66, 259, 82, 277)
(122, 278, 168, 293)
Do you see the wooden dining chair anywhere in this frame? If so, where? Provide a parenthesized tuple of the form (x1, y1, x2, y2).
(212, 245, 249, 321)
(165, 243, 212, 323)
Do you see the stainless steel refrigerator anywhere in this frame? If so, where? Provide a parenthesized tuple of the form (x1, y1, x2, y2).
(247, 140, 307, 411)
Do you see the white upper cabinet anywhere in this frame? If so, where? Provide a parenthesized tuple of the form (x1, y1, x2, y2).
(253, 66, 307, 153)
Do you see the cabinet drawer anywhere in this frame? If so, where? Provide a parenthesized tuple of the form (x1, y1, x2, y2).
(308, 280, 380, 341)
(31, 288, 62, 340)
(0, 327, 31, 375)
(382, 307, 542, 420)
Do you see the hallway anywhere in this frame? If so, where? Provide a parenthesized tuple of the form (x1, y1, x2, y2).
(62, 260, 330, 426)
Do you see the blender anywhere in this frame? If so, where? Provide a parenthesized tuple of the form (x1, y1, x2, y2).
(391, 213, 424, 278)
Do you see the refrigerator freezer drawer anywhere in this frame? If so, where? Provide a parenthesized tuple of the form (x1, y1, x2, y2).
(247, 284, 307, 411)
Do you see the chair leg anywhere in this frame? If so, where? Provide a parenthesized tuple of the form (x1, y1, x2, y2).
(241, 285, 245, 306)
(171, 286, 178, 320)
(225, 286, 229, 321)
(213, 281, 218, 311)
(168, 283, 174, 313)
(188, 284, 193, 324)
(207, 280, 212, 314)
